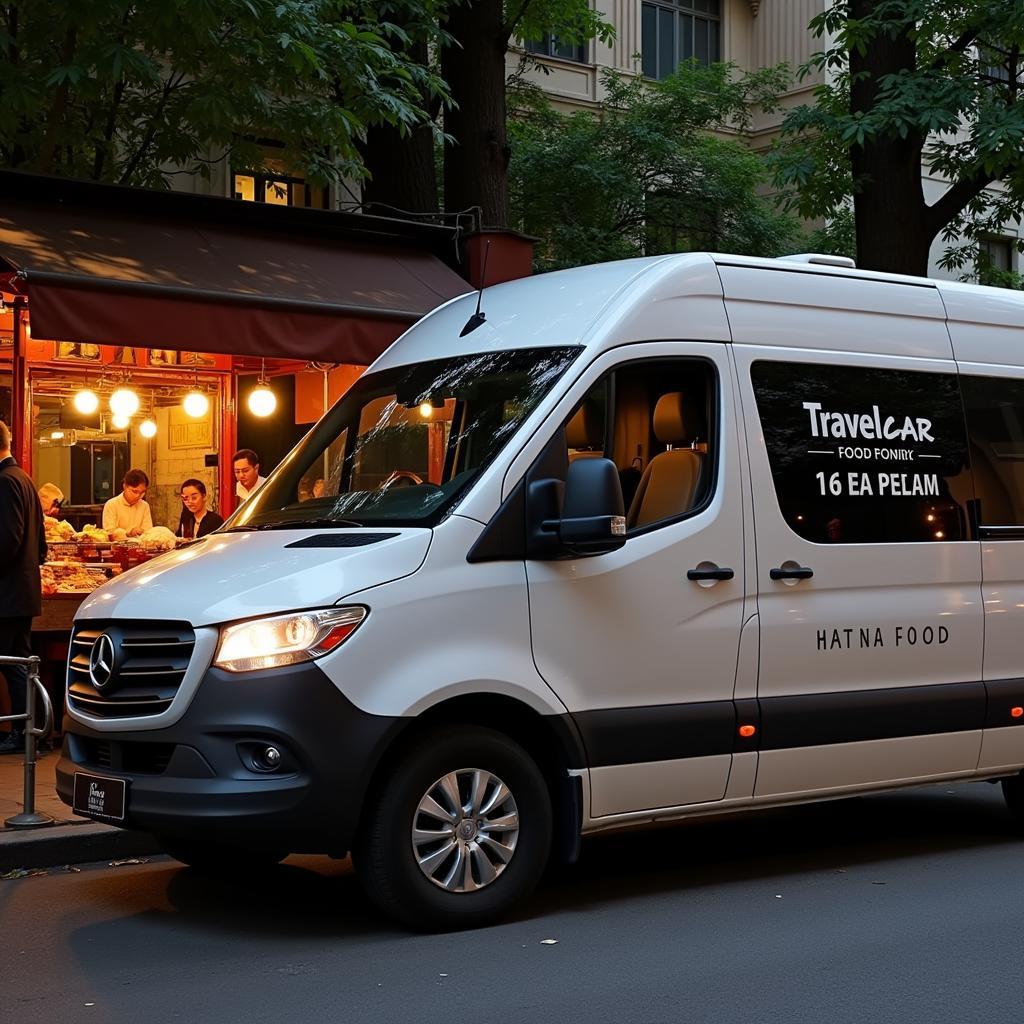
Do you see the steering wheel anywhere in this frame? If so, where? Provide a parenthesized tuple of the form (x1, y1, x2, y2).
(378, 470, 442, 493)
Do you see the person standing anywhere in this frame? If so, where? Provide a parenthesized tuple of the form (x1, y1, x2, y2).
(233, 449, 267, 502)
(102, 469, 153, 536)
(176, 479, 224, 539)
(0, 421, 47, 754)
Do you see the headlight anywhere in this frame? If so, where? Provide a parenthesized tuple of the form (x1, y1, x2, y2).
(214, 606, 366, 673)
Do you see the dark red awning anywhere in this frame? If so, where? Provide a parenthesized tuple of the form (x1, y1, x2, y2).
(0, 184, 470, 363)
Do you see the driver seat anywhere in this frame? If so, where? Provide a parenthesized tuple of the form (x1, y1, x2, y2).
(627, 392, 705, 529)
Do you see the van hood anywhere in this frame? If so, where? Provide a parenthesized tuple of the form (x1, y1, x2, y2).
(76, 528, 432, 626)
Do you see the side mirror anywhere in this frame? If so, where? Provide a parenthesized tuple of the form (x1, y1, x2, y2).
(538, 458, 626, 557)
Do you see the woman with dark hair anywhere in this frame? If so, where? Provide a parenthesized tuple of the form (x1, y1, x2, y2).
(176, 479, 224, 539)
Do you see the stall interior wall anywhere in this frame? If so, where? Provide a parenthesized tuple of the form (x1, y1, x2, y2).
(150, 401, 219, 529)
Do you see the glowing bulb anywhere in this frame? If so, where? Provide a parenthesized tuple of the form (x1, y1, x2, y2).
(73, 389, 99, 414)
(183, 391, 209, 418)
(111, 413, 130, 430)
(139, 418, 157, 438)
(419, 401, 433, 419)
(109, 387, 139, 418)
(248, 384, 276, 418)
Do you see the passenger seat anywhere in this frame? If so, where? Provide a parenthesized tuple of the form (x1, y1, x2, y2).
(627, 392, 705, 529)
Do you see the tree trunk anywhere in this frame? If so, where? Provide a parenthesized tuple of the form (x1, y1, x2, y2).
(359, 41, 439, 216)
(848, 0, 932, 276)
(441, 0, 510, 228)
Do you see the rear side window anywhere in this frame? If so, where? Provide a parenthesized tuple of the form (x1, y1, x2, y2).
(960, 375, 1024, 528)
(751, 361, 971, 543)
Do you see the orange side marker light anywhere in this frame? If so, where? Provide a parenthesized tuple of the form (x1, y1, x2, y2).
(738, 724, 756, 738)
(1011, 707, 1023, 719)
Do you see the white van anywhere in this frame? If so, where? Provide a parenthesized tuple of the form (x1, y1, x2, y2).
(56, 252, 1024, 929)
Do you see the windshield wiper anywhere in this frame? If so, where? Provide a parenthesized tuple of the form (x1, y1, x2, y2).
(227, 518, 364, 532)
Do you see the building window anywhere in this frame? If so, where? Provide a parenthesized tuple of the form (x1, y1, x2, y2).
(641, 0, 721, 80)
(981, 237, 1014, 274)
(524, 34, 587, 63)
(232, 166, 329, 210)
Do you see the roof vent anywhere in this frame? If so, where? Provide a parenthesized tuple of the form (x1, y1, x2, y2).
(777, 253, 857, 269)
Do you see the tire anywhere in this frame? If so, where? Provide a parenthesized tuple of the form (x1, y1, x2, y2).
(354, 725, 553, 931)
(157, 836, 287, 875)
(1002, 773, 1024, 831)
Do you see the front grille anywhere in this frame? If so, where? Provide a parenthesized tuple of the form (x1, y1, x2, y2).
(77, 737, 176, 775)
(68, 620, 195, 719)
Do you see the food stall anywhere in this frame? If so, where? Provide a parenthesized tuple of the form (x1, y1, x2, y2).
(0, 170, 482, 727)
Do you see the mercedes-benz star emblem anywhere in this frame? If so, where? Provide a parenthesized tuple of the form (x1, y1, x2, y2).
(88, 634, 116, 691)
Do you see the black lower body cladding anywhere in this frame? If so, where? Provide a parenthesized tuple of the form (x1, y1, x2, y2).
(55, 661, 405, 854)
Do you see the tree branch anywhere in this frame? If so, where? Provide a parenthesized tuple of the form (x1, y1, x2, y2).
(38, 26, 77, 174)
(926, 166, 995, 237)
(503, 0, 535, 43)
(930, 27, 982, 72)
(117, 72, 187, 184)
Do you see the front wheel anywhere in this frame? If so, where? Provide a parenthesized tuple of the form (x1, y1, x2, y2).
(354, 726, 552, 931)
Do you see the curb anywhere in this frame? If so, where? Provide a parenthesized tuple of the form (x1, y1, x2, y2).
(0, 821, 162, 872)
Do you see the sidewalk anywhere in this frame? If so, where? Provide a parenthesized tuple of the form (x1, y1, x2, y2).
(0, 748, 159, 871)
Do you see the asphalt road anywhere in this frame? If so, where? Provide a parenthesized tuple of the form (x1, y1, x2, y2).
(5, 781, 1024, 1024)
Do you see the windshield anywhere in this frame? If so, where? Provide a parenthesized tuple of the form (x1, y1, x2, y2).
(227, 347, 581, 530)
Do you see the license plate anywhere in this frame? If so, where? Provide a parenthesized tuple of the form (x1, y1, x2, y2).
(73, 772, 127, 823)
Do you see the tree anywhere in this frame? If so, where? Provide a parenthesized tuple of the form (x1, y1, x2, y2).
(0, 0, 449, 188)
(440, 0, 613, 228)
(508, 63, 802, 271)
(771, 0, 1024, 277)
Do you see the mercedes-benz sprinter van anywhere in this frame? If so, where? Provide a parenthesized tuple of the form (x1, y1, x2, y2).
(56, 252, 1024, 929)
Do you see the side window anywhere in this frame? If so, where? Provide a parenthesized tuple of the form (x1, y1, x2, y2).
(960, 375, 1024, 528)
(750, 361, 971, 544)
(563, 358, 717, 532)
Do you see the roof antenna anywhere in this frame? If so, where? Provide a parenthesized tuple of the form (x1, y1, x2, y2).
(460, 240, 491, 337)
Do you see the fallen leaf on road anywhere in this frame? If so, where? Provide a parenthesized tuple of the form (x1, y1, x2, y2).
(871, 881, 886, 886)
(63, 865, 82, 873)
(1, 868, 48, 880)
(540, 939, 559, 945)
(109, 858, 148, 867)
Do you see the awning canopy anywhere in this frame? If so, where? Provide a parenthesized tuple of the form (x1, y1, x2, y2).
(0, 173, 470, 364)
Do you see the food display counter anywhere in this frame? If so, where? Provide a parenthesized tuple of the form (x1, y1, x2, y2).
(37, 518, 179, 627)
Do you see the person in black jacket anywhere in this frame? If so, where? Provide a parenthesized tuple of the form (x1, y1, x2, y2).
(175, 478, 224, 539)
(0, 420, 48, 754)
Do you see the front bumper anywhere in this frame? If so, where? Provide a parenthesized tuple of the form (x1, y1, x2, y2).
(56, 660, 404, 854)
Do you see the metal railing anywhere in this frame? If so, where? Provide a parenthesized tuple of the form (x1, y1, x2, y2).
(0, 654, 55, 829)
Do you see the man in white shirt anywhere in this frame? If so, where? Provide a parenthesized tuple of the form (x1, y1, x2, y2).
(233, 449, 268, 502)
(102, 469, 154, 536)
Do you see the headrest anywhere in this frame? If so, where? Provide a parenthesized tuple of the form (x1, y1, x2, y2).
(566, 403, 603, 449)
(653, 392, 701, 445)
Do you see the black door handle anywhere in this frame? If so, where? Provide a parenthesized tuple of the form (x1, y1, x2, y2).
(687, 567, 735, 581)
(770, 565, 813, 580)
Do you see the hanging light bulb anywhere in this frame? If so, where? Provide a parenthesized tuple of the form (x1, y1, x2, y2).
(247, 359, 276, 417)
(183, 390, 209, 418)
(139, 418, 157, 438)
(418, 401, 433, 419)
(111, 413, 131, 430)
(248, 383, 277, 418)
(73, 389, 99, 415)
(110, 387, 139, 418)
